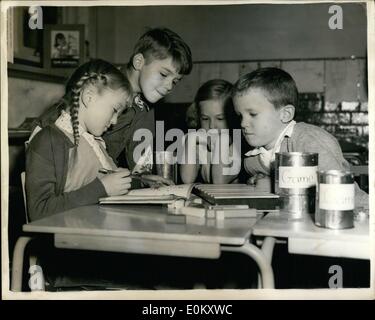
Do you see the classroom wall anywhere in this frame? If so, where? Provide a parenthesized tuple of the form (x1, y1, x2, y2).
(7, 3, 369, 187)
(8, 78, 64, 128)
(8, 3, 368, 123)
(94, 3, 369, 148)
(8, 78, 64, 188)
(103, 3, 367, 63)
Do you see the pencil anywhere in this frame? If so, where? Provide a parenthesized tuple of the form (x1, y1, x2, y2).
(98, 168, 115, 174)
(98, 169, 163, 185)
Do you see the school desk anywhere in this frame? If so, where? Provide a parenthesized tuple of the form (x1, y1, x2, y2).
(12, 204, 275, 291)
(253, 212, 371, 260)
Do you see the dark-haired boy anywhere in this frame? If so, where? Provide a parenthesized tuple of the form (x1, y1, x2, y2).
(103, 28, 193, 176)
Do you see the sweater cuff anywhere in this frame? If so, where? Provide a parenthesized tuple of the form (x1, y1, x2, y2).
(80, 177, 108, 204)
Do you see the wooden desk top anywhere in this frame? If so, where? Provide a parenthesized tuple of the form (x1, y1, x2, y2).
(23, 204, 256, 246)
(253, 212, 370, 242)
(253, 212, 371, 259)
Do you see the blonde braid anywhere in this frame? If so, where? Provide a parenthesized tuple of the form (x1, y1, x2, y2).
(70, 72, 103, 145)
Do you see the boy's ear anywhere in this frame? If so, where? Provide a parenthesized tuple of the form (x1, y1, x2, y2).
(132, 53, 145, 71)
(279, 104, 295, 123)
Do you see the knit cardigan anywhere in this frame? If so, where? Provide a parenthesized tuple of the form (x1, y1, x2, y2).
(26, 125, 107, 221)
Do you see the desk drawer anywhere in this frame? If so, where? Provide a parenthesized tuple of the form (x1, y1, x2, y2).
(55, 234, 221, 259)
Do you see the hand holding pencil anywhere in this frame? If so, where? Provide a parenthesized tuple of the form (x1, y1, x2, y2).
(99, 168, 132, 196)
(98, 168, 174, 195)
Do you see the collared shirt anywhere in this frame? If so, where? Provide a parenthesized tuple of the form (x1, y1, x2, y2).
(129, 95, 153, 174)
(245, 120, 296, 173)
(133, 94, 150, 112)
(103, 93, 155, 171)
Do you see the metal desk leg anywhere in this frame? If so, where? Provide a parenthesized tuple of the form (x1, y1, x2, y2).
(221, 239, 275, 289)
(261, 237, 276, 262)
(11, 236, 33, 292)
(257, 237, 276, 288)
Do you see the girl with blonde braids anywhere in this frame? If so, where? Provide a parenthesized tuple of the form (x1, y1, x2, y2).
(26, 59, 133, 221)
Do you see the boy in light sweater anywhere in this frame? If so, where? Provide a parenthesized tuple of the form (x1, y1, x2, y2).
(232, 67, 368, 212)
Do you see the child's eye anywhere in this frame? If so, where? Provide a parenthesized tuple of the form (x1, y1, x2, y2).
(201, 117, 209, 121)
(160, 73, 167, 78)
(250, 113, 258, 117)
(217, 116, 225, 121)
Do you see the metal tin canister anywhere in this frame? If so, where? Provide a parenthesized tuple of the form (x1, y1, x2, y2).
(155, 151, 178, 183)
(315, 170, 354, 229)
(275, 152, 318, 218)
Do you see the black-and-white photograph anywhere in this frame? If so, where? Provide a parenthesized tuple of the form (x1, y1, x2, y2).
(2, 0, 373, 300)
(49, 28, 81, 67)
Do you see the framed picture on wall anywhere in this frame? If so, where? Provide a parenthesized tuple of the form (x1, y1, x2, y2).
(11, 7, 60, 67)
(43, 24, 85, 68)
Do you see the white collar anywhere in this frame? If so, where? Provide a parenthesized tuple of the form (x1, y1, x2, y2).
(55, 111, 113, 170)
(245, 120, 296, 157)
(134, 94, 149, 111)
(55, 110, 105, 143)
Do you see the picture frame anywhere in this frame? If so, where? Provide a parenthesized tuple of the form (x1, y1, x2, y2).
(8, 6, 67, 83)
(12, 6, 43, 67)
(43, 24, 85, 69)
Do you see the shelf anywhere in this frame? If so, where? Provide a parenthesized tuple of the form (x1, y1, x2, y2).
(8, 129, 31, 140)
(7, 62, 70, 83)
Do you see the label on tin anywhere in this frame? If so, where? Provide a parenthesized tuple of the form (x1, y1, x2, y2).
(319, 183, 355, 210)
(278, 166, 317, 188)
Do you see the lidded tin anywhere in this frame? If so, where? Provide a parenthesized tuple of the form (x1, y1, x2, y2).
(315, 170, 355, 229)
(275, 152, 318, 218)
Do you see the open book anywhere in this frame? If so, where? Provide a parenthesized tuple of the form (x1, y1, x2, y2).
(99, 184, 195, 204)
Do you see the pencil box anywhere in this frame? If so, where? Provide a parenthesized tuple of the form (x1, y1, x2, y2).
(192, 184, 280, 210)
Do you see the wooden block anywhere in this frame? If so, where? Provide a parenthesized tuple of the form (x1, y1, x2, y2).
(179, 206, 206, 218)
(208, 208, 257, 220)
(208, 205, 249, 210)
(281, 60, 324, 93)
(167, 199, 185, 210)
(325, 59, 367, 102)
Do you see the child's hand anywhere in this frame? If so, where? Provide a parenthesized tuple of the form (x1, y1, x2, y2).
(99, 168, 132, 196)
(185, 131, 215, 155)
(247, 173, 272, 192)
(140, 174, 175, 188)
